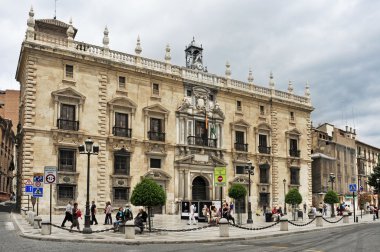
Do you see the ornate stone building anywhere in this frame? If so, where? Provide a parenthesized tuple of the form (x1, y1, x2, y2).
(16, 8, 313, 214)
(0, 115, 15, 201)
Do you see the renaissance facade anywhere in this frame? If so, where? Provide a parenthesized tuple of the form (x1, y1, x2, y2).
(16, 8, 313, 214)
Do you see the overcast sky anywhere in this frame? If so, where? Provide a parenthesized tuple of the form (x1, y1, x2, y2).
(1, 0, 379, 147)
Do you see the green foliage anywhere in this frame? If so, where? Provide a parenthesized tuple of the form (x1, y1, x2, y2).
(367, 164, 380, 190)
(130, 178, 166, 207)
(285, 188, 302, 205)
(228, 184, 247, 200)
(324, 190, 339, 204)
(359, 193, 372, 209)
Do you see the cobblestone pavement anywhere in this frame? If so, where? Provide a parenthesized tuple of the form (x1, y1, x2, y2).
(11, 210, 377, 245)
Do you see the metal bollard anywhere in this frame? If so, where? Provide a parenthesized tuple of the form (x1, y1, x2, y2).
(41, 221, 51, 235)
(219, 218, 229, 237)
(343, 212, 349, 224)
(34, 216, 42, 229)
(280, 217, 288, 231)
(356, 216, 358, 223)
(124, 221, 135, 239)
(316, 213, 323, 227)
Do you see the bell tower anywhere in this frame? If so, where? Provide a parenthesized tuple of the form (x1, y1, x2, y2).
(185, 37, 204, 71)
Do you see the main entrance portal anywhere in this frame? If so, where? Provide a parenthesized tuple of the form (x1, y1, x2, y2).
(192, 176, 209, 200)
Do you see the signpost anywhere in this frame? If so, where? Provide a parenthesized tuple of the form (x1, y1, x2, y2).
(33, 173, 44, 216)
(44, 166, 57, 226)
(214, 167, 227, 211)
(349, 184, 357, 222)
(25, 179, 33, 210)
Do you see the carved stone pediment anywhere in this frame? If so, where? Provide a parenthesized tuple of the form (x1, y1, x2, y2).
(231, 175, 251, 184)
(144, 141, 167, 156)
(57, 171, 79, 185)
(143, 169, 171, 181)
(230, 118, 251, 129)
(110, 175, 131, 188)
(287, 158, 301, 168)
(52, 130, 84, 146)
(51, 87, 86, 104)
(143, 103, 170, 115)
(233, 152, 249, 162)
(256, 155, 272, 165)
(175, 153, 227, 166)
(286, 128, 301, 136)
(256, 122, 272, 133)
(108, 97, 137, 114)
(107, 137, 136, 152)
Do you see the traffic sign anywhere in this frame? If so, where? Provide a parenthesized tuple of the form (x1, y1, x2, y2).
(33, 174, 44, 183)
(214, 167, 227, 187)
(25, 179, 33, 185)
(349, 184, 357, 192)
(44, 166, 57, 184)
(25, 185, 33, 195)
(33, 187, 43, 198)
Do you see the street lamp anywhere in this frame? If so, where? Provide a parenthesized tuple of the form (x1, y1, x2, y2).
(377, 178, 380, 211)
(245, 161, 254, 224)
(283, 179, 287, 215)
(78, 138, 99, 234)
(329, 173, 336, 217)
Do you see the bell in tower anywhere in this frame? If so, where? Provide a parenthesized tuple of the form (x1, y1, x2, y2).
(185, 37, 204, 71)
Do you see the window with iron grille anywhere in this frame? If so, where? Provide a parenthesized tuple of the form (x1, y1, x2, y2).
(236, 100, 242, 111)
(152, 83, 160, 96)
(260, 105, 265, 115)
(236, 166, 245, 174)
(290, 167, 300, 185)
(58, 185, 75, 200)
(150, 158, 161, 169)
(65, 64, 74, 79)
(58, 149, 76, 172)
(118, 76, 126, 89)
(259, 193, 269, 206)
(259, 165, 269, 183)
(259, 134, 267, 147)
(114, 152, 130, 175)
(59, 104, 77, 130)
(114, 187, 130, 201)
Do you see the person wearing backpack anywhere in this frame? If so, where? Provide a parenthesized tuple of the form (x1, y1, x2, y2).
(124, 203, 133, 221)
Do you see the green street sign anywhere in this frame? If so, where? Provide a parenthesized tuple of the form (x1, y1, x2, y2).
(214, 166, 227, 187)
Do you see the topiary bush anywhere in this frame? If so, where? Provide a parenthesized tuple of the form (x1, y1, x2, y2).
(324, 190, 339, 205)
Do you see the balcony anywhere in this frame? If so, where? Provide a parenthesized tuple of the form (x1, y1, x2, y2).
(57, 119, 79, 131)
(187, 136, 217, 148)
(258, 145, 271, 154)
(148, 131, 165, 142)
(235, 143, 248, 152)
(289, 149, 300, 157)
(113, 126, 132, 138)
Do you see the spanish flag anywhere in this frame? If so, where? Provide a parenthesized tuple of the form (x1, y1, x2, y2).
(205, 113, 209, 129)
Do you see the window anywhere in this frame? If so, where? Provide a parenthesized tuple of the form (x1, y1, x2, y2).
(114, 151, 130, 175)
(259, 165, 269, 183)
(58, 104, 78, 131)
(235, 131, 247, 151)
(65, 64, 74, 79)
(289, 139, 299, 157)
(152, 83, 160, 96)
(236, 100, 242, 111)
(118, 76, 126, 89)
(236, 165, 245, 174)
(290, 168, 300, 185)
(58, 149, 76, 172)
(150, 158, 161, 169)
(290, 111, 295, 121)
(58, 185, 75, 200)
(209, 94, 214, 101)
(258, 134, 270, 154)
(113, 112, 131, 137)
(259, 193, 269, 206)
(114, 188, 130, 201)
(260, 106, 265, 116)
(149, 118, 165, 141)
(186, 89, 192, 97)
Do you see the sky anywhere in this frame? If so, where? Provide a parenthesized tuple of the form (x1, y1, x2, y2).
(1, 0, 380, 147)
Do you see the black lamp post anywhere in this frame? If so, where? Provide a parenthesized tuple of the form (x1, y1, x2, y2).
(283, 179, 287, 215)
(78, 138, 99, 234)
(377, 178, 380, 210)
(245, 161, 254, 224)
(329, 173, 336, 217)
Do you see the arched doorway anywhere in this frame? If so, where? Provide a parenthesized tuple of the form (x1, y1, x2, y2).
(192, 176, 209, 200)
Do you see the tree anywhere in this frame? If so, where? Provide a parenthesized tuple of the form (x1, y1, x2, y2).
(367, 162, 380, 192)
(228, 184, 247, 224)
(130, 178, 166, 231)
(358, 193, 372, 210)
(324, 190, 339, 217)
(285, 189, 302, 220)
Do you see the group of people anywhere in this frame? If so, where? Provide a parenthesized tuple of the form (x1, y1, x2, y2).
(61, 201, 148, 233)
(196, 202, 235, 225)
(271, 206, 284, 221)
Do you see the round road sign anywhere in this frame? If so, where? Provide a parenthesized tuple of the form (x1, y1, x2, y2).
(35, 181, 41, 187)
(46, 174, 56, 183)
(218, 175, 223, 182)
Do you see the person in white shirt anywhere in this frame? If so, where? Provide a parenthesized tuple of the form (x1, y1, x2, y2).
(188, 202, 197, 225)
(61, 201, 73, 227)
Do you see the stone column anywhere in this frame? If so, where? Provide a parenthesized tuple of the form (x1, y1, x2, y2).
(316, 212, 323, 227)
(219, 218, 229, 237)
(184, 169, 189, 200)
(280, 217, 288, 231)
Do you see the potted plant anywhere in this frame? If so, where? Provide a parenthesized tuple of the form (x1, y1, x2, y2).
(228, 183, 247, 225)
(285, 188, 302, 221)
(324, 190, 339, 217)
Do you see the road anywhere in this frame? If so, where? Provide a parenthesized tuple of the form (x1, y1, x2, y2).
(1, 209, 380, 252)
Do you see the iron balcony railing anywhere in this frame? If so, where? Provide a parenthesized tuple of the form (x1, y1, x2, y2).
(148, 131, 165, 142)
(113, 126, 132, 138)
(57, 119, 79, 131)
(235, 142, 248, 152)
(289, 149, 301, 157)
(187, 136, 217, 148)
(258, 145, 271, 154)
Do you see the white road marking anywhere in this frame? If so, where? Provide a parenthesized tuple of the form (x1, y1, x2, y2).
(5, 222, 15, 231)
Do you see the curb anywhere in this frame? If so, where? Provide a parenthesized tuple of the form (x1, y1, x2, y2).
(12, 214, 377, 245)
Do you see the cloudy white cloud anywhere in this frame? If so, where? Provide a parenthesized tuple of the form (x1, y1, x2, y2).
(1, 0, 379, 146)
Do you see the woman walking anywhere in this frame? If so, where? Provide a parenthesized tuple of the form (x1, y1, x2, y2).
(70, 202, 81, 232)
(104, 201, 113, 225)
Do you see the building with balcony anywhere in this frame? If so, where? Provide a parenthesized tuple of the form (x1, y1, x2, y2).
(0, 115, 15, 201)
(16, 8, 313, 214)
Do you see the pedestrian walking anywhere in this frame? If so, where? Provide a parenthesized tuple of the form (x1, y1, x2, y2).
(90, 201, 98, 225)
(61, 201, 73, 227)
(188, 202, 197, 225)
(323, 203, 327, 216)
(104, 201, 113, 225)
(70, 202, 81, 232)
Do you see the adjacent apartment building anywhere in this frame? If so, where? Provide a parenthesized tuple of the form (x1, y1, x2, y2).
(0, 115, 15, 201)
(15, 8, 313, 214)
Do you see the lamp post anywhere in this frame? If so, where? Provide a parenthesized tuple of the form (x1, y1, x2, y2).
(78, 138, 99, 234)
(377, 178, 380, 211)
(245, 161, 254, 224)
(283, 179, 287, 215)
(329, 173, 336, 217)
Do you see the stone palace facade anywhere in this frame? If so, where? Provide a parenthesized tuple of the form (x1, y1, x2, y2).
(16, 8, 313, 214)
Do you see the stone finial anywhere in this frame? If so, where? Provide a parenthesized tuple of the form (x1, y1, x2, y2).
(165, 44, 171, 63)
(26, 6, 35, 40)
(288, 80, 294, 94)
(269, 71, 275, 89)
(66, 18, 74, 41)
(103, 26, 109, 48)
(305, 81, 310, 97)
(248, 68, 254, 83)
(225, 61, 231, 79)
(135, 35, 142, 55)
